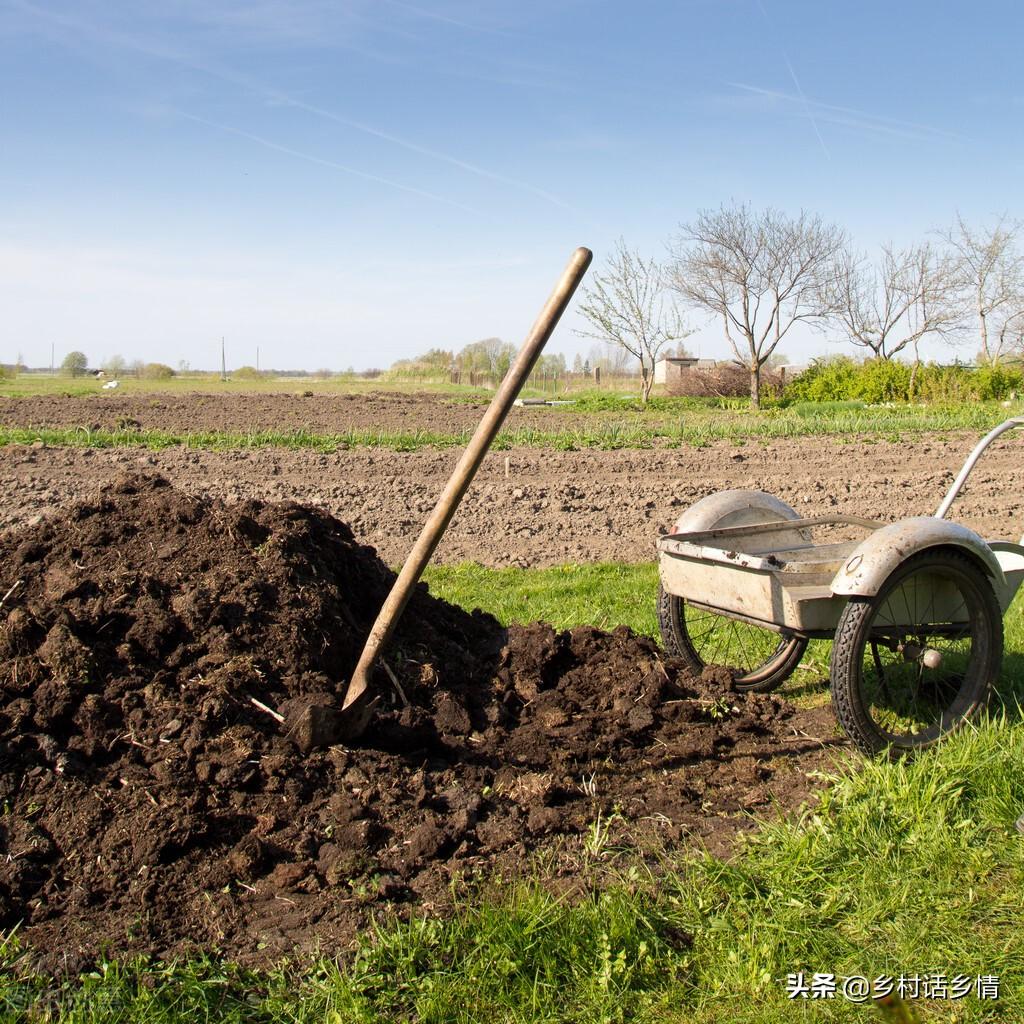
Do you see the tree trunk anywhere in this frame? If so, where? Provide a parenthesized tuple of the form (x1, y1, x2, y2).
(640, 363, 652, 403)
(979, 288, 990, 363)
(750, 363, 761, 409)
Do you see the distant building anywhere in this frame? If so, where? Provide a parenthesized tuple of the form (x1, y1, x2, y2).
(654, 356, 714, 385)
(777, 364, 809, 381)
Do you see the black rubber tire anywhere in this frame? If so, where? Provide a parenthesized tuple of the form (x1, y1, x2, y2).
(657, 583, 807, 692)
(829, 548, 1002, 758)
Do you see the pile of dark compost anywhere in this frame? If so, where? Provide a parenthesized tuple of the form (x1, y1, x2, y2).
(0, 475, 830, 966)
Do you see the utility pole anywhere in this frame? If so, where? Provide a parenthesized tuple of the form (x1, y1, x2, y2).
(256, 346, 260, 373)
(50, 343, 54, 376)
(221, 337, 227, 382)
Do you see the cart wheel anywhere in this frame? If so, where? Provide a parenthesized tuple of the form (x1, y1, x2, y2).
(829, 549, 1002, 757)
(657, 584, 807, 692)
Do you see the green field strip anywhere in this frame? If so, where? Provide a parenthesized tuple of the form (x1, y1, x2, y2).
(1, 400, 1022, 453)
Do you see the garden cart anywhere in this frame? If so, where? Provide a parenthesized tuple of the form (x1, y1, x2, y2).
(657, 418, 1024, 756)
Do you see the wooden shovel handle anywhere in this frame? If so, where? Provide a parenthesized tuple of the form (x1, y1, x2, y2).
(341, 246, 593, 713)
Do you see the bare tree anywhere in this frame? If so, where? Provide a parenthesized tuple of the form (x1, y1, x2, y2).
(668, 204, 844, 408)
(662, 340, 695, 359)
(456, 337, 515, 381)
(824, 242, 963, 360)
(993, 305, 1024, 361)
(575, 239, 692, 402)
(940, 212, 1024, 365)
(587, 342, 632, 376)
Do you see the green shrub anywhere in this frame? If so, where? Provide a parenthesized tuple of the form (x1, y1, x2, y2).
(142, 363, 175, 380)
(61, 351, 89, 377)
(784, 356, 859, 402)
(913, 363, 974, 402)
(974, 364, 1024, 400)
(850, 357, 911, 403)
(786, 356, 1023, 405)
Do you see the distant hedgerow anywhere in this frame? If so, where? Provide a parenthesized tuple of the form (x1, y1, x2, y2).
(785, 356, 1023, 404)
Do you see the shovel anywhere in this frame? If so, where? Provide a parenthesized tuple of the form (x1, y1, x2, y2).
(286, 246, 593, 750)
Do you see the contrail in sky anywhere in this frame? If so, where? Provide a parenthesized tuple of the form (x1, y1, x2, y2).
(9, 0, 575, 213)
(277, 97, 576, 212)
(755, 0, 830, 160)
(379, 0, 510, 36)
(781, 54, 830, 160)
(178, 111, 482, 216)
(726, 83, 960, 143)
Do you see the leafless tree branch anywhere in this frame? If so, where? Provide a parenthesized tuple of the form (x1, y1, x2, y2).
(822, 241, 963, 360)
(574, 238, 693, 402)
(939, 212, 1024, 365)
(667, 204, 844, 407)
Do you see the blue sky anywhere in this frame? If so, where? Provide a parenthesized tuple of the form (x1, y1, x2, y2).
(3, 0, 1022, 371)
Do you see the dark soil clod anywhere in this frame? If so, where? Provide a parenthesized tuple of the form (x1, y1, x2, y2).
(0, 474, 836, 966)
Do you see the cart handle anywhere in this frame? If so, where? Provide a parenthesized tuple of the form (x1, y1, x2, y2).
(935, 417, 1024, 519)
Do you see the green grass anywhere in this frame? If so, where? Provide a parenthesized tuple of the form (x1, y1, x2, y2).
(0, 373, 618, 402)
(422, 563, 661, 635)
(424, 560, 824, 696)
(2, 399, 1023, 453)
(0, 423, 664, 453)
(668, 716, 1024, 1022)
(4, 566, 1023, 1022)
(0, 373, 495, 399)
(423, 563, 1024, 710)
(0, 425, 473, 453)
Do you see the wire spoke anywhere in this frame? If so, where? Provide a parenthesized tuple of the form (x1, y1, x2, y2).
(863, 561, 983, 742)
(683, 601, 788, 680)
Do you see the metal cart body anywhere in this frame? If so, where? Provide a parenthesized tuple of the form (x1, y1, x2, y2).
(656, 418, 1024, 755)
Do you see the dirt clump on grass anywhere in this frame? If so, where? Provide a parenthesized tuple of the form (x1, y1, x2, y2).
(0, 475, 831, 967)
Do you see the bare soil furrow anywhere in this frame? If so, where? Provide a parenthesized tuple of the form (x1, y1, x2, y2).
(2, 436, 1020, 568)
